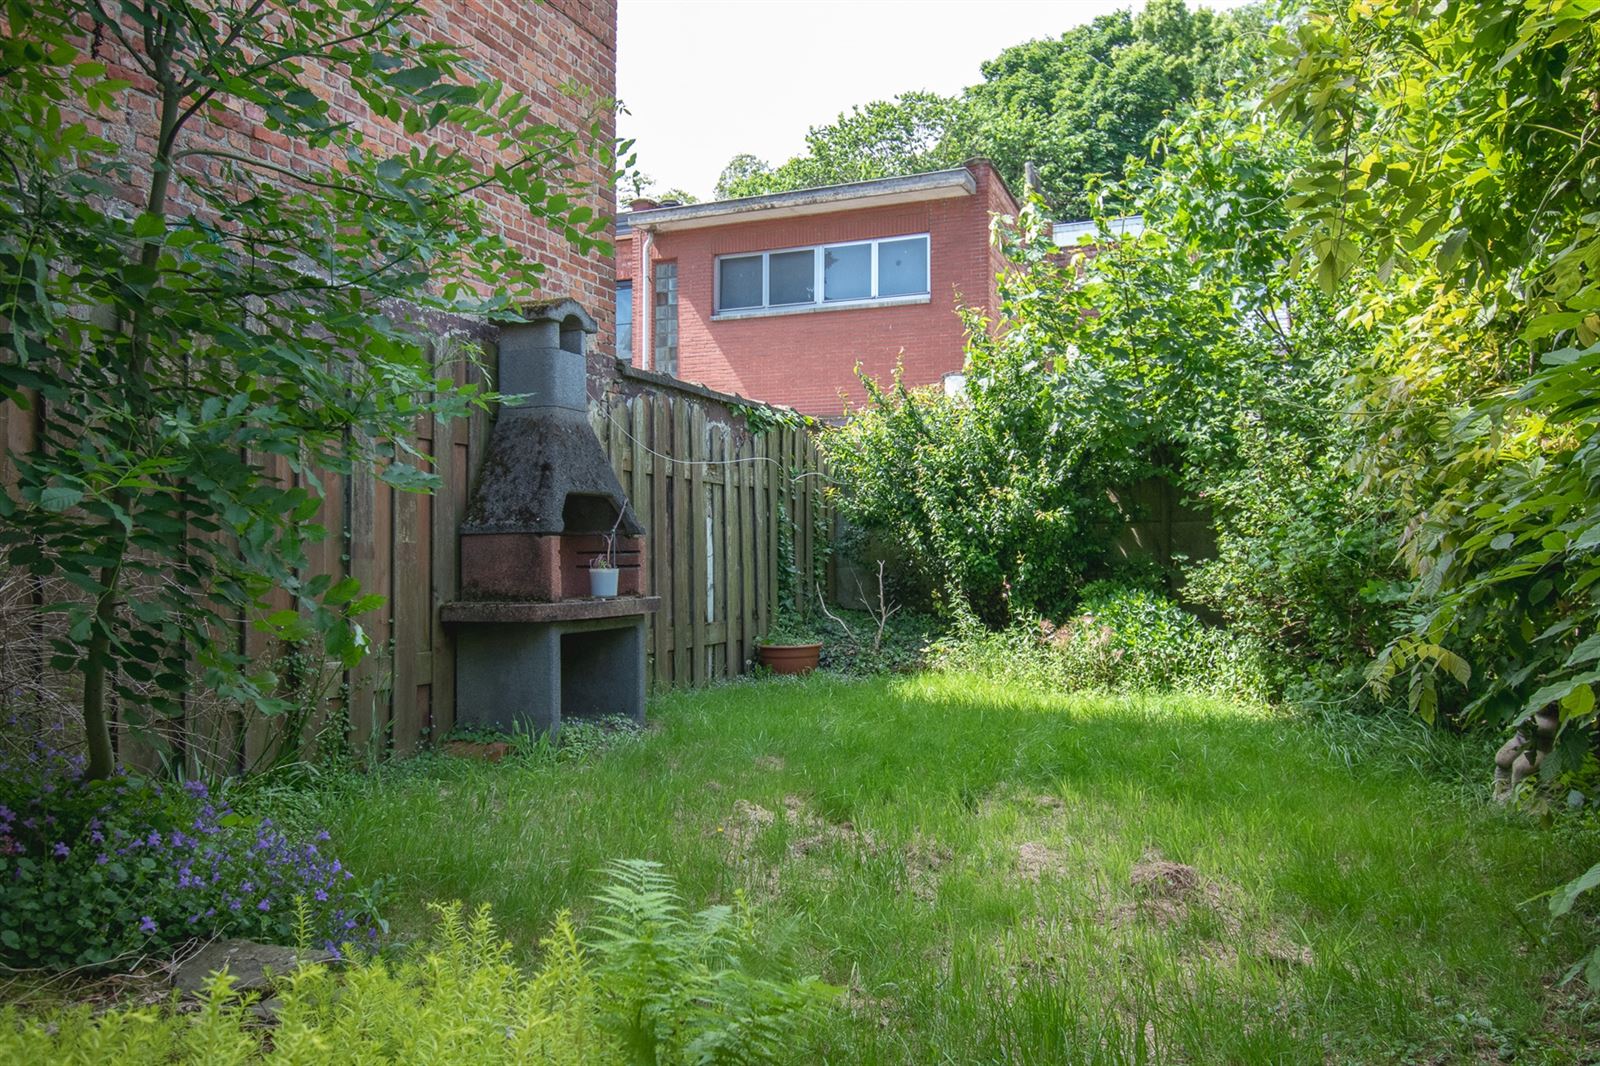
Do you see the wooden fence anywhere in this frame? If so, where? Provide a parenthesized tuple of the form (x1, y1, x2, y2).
(0, 345, 832, 769)
(589, 383, 832, 690)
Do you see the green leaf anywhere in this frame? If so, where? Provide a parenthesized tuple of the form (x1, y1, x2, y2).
(39, 485, 84, 512)
(1552, 862, 1600, 919)
(379, 463, 437, 491)
(1563, 683, 1596, 719)
(1568, 635, 1600, 668)
(324, 575, 362, 606)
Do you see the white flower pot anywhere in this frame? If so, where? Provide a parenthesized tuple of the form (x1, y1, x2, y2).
(589, 567, 619, 598)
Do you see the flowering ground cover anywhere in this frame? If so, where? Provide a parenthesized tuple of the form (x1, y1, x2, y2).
(0, 725, 378, 968)
(286, 672, 1600, 1064)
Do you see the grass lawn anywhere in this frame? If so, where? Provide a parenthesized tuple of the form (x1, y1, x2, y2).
(289, 673, 1599, 1064)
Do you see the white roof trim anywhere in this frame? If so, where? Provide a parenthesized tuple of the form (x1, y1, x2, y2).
(625, 168, 978, 233)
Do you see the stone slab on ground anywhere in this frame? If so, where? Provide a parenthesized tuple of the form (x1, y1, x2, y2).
(171, 939, 335, 996)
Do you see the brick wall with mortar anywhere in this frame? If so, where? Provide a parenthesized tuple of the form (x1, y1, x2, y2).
(616, 161, 1019, 418)
(76, 0, 620, 388)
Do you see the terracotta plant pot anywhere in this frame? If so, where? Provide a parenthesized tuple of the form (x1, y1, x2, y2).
(756, 642, 822, 675)
(589, 566, 619, 597)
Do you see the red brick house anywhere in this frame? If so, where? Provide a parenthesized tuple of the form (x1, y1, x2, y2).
(612, 161, 1020, 418)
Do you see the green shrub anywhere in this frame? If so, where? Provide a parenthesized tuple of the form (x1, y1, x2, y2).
(1180, 413, 1405, 711)
(0, 861, 836, 1064)
(933, 583, 1269, 700)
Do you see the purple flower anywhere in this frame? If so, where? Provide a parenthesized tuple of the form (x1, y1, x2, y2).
(2, 743, 371, 957)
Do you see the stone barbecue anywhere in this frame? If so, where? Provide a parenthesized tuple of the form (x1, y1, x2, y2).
(441, 300, 658, 733)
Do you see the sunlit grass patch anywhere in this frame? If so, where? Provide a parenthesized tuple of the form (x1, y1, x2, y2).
(288, 673, 1600, 1064)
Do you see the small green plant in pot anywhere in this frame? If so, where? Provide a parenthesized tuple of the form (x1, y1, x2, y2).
(589, 551, 619, 598)
(756, 613, 824, 674)
(589, 512, 623, 598)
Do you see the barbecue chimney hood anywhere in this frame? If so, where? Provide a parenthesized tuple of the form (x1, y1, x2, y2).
(458, 299, 645, 602)
(461, 298, 642, 541)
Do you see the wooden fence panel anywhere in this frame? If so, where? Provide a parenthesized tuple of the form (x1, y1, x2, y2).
(649, 393, 670, 685)
(586, 387, 831, 694)
(2, 348, 832, 762)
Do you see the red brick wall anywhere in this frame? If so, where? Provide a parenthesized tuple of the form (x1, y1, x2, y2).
(80, 0, 619, 377)
(616, 162, 1018, 417)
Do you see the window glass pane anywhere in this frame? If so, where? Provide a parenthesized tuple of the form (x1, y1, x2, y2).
(718, 255, 762, 310)
(616, 282, 632, 361)
(768, 249, 815, 305)
(878, 236, 928, 297)
(823, 243, 871, 301)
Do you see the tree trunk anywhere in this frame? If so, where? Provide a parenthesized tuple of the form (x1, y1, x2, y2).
(80, 558, 122, 780)
(78, 22, 183, 779)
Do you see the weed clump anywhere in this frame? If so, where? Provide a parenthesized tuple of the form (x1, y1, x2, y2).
(932, 582, 1269, 700)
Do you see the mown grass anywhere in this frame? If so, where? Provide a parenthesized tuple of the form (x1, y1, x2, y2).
(285, 673, 1600, 1064)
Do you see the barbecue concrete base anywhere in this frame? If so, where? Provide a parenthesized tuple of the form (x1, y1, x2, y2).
(452, 613, 649, 735)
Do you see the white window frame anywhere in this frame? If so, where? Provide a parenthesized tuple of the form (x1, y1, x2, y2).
(713, 233, 930, 319)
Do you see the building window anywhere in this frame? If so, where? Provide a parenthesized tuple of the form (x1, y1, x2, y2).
(616, 281, 633, 362)
(878, 236, 929, 297)
(719, 255, 762, 311)
(768, 249, 814, 305)
(823, 243, 871, 301)
(714, 234, 929, 315)
(653, 261, 678, 375)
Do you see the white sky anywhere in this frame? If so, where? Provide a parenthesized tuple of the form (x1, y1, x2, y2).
(617, 0, 1254, 202)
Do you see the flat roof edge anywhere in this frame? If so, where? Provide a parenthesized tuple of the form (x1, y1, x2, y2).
(625, 168, 977, 231)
